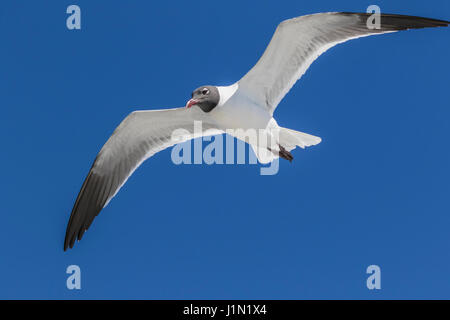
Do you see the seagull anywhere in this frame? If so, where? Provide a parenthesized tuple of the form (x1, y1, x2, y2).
(64, 12, 449, 250)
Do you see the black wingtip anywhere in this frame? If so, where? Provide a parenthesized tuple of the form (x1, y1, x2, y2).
(338, 12, 449, 29)
(64, 169, 96, 252)
(63, 236, 71, 251)
(63, 235, 69, 251)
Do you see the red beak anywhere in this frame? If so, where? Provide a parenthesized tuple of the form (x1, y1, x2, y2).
(185, 99, 198, 109)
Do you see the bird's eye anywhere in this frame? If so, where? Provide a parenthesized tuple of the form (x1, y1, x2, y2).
(202, 89, 209, 95)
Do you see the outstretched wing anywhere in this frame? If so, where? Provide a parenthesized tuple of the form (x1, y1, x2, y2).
(238, 12, 449, 114)
(64, 107, 221, 250)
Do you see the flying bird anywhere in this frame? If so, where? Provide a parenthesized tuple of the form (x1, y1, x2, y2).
(64, 12, 449, 250)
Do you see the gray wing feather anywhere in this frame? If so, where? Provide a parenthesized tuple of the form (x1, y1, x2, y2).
(64, 107, 221, 250)
(238, 12, 449, 114)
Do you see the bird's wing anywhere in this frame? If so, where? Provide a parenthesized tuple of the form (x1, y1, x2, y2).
(238, 12, 448, 115)
(64, 107, 221, 250)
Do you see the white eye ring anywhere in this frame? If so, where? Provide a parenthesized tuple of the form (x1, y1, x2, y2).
(202, 88, 209, 95)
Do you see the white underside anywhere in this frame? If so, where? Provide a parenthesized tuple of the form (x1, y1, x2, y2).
(209, 83, 321, 163)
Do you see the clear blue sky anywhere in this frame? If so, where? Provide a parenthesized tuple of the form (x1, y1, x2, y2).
(0, 0, 449, 299)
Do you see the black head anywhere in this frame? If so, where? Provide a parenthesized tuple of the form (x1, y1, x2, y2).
(185, 85, 220, 113)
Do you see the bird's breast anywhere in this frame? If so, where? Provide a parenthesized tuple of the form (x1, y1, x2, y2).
(211, 90, 272, 131)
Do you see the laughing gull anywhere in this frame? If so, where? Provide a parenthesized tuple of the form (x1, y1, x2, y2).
(64, 12, 449, 250)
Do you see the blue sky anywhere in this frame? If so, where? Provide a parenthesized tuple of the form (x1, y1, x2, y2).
(0, 0, 449, 299)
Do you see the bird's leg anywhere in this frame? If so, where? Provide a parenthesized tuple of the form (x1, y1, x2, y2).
(267, 145, 293, 162)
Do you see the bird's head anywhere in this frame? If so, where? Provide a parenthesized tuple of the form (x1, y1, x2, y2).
(185, 85, 220, 113)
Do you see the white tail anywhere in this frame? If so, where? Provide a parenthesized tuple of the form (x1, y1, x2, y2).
(279, 127, 321, 151)
(250, 127, 321, 163)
